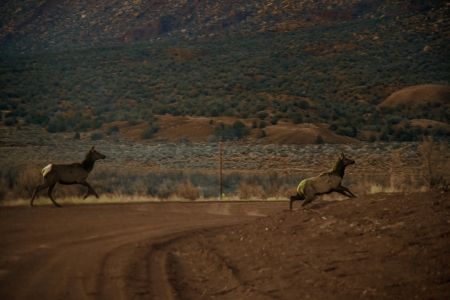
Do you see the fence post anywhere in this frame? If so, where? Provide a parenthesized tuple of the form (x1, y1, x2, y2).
(219, 136, 223, 200)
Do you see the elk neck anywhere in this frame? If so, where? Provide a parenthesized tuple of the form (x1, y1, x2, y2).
(81, 154, 96, 172)
(329, 158, 346, 178)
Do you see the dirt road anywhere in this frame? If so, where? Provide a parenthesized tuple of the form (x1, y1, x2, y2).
(0, 201, 284, 300)
(1, 193, 449, 300)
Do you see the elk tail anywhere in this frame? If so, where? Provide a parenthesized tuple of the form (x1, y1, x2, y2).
(42, 164, 52, 178)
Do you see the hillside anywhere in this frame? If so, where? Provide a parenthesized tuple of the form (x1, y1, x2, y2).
(1, 0, 449, 143)
(1, 0, 448, 54)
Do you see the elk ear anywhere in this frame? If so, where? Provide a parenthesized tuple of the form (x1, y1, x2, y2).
(90, 146, 95, 151)
(340, 152, 345, 159)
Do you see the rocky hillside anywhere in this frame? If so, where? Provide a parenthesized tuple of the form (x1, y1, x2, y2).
(1, 0, 449, 54)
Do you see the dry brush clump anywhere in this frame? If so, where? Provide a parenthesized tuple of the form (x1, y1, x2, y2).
(12, 166, 43, 199)
(389, 149, 411, 192)
(419, 138, 450, 192)
(176, 179, 200, 201)
(238, 182, 267, 200)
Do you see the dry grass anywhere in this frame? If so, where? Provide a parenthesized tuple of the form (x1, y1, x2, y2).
(176, 179, 200, 201)
(389, 149, 410, 192)
(12, 166, 43, 199)
(238, 182, 267, 200)
(419, 137, 450, 191)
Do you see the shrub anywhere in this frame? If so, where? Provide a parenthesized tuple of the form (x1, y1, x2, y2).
(380, 126, 389, 141)
(90, 132, 103, 140)
(128, 119, 142, 126)
(106, 125, 120, 135)
(215, 121, 250, 140)
(270, 116, 280, 125)
(315, 134, 324, 144)
(25, 112, 50, 125)
(256, 111, 269, 120)
(419, 137, 450, 191)
(46, 118, 67, 133)
(238, 182, 267, 200)
(13, 167, 42, 199)
(176, 179, 200, 201)
(141, 124, 160, 139)
(335, 126, 357, 137)
(298, 100, 310, 109)
(257, 129, 266, 139)
(4, 117, 17, 126)
(292, 114, 303, 124)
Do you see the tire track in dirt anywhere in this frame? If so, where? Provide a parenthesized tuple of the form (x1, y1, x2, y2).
(0, 202, 285, 300)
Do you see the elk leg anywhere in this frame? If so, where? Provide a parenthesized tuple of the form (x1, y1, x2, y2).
(47, 183, 61, 207)
(80, 181, 99, 199)
(302, 186, 316, 207)
(302, 192, 316, 207)
(290, 193, 305, 211)
(30, 182, 50, 207)
(337, 186, 356, 198)
(335, 189, 352, 198)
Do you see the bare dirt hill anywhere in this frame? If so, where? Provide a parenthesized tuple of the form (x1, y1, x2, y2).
(101, 115, 360, 144)
(378, 84, 450, 110)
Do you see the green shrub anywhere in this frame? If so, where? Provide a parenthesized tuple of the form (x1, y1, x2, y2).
(25, 112, 50, 126)
(4, 117, 17, 126)
(292, 114, 303, 124)
(46, 118, 67, 133)
(257, 129, 266, 139)
(215, 121, 250, 140)
(106, 125, 120, 135)
(256, 112, 269, 120)
(141, 124, 160, 139)
(90, 132, 103, 140)
(315, 135, 324, 144)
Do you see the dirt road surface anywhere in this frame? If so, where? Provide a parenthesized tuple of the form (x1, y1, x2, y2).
(0, 201, 283, 300)
(1, 192, 449, 300)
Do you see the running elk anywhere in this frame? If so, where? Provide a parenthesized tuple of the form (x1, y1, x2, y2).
(290, 152, 356, 210)
(30, 146, 106, 207)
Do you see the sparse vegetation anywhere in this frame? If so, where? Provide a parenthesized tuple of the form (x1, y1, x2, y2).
(1, 3, 449, 141)
(90, 132, 103, 141)
(215, 121, 250, 140)
(419, 138, 450, 191)
(176, 179, 200, 201)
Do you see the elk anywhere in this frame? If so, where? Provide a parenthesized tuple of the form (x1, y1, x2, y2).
(30, 146, 106, 207)
(290, 152, 356, 210)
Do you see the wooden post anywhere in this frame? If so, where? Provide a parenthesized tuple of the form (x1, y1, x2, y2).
(219, 137, 223, 200)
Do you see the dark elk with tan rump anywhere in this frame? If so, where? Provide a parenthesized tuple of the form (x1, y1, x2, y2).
(30, 146, 106, 207)
(290, 152, 356, 210)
